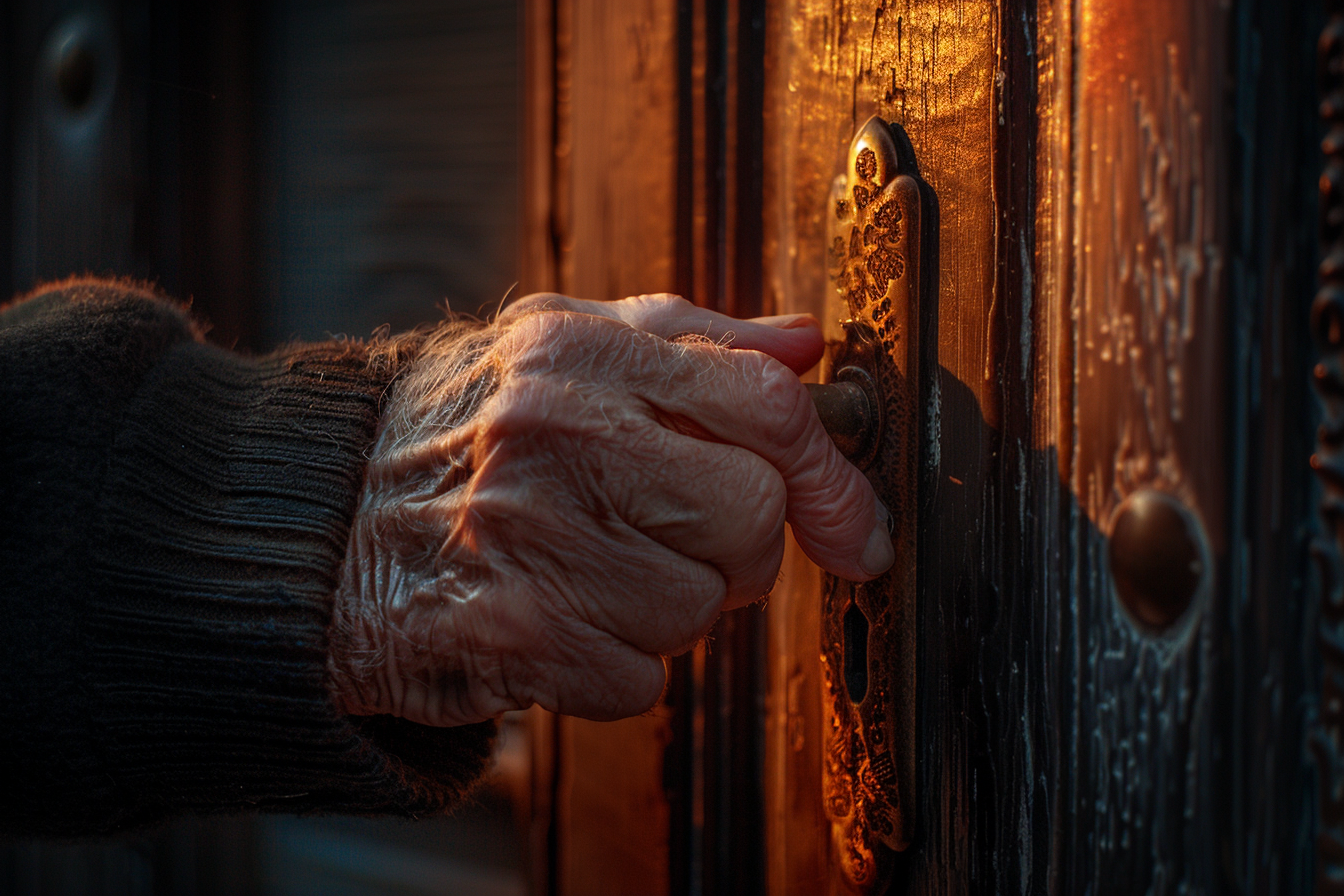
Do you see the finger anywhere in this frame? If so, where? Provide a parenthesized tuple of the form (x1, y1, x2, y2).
(609, 429, 788, 610)
(523, 624, 669, 721)
(431, 436, 732, 654)
(411, 485, 726, 655)
(625, 345, 891, 582)
(517, 526, 728, 656)
(606, 294, 822, 375)
(501, 292, 824, 374)
(492, 312, 890, 582)
(472, 351, 789, 608)
(426, 575, 673, 722)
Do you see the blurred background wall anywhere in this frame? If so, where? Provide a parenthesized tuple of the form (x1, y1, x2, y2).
(1, 0, 529, 893)
(3, 0, 520, 346)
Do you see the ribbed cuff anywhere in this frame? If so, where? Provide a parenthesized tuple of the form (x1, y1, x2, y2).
(64, 339, 494, 833)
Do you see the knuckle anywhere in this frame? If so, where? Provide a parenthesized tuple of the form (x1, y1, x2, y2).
(480, 371, 636, 451)
(589, 664, 665, 719)
(750, 467, 789, 528)
(628, 292, 688, 311)
(806, 452, 871, 530)
(478, 378, 567, 445)
(496, 308, 618, 375)
(709, 453, 785, 529)
(811, 456, 865, 518)
(504, 311, 570, 359)
(725, 537, 786, 608)
(753, 356, 812, 438)
(622, 293, 691, 327)
(500, 292, 568, 321)
(686, 581, 728, 641)
(651, 570, 726, 652)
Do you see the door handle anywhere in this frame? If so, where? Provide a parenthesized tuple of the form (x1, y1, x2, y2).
(806, 377, 880, 464)
(814, 115, 937, 887)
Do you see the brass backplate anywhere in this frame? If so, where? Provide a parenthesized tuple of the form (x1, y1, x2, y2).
(820, 116, 936, 887)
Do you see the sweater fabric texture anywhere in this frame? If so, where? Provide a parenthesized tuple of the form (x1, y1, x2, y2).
(0, 279, 495, 837)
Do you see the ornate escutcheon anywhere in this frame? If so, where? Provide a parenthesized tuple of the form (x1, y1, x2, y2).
(820, 116, 936, 888)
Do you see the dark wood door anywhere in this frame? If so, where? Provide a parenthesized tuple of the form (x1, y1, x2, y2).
(760, 0, 1323, 893)
(524, 0, 1324, 893)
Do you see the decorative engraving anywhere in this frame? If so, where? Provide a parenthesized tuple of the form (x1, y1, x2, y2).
(820, 116, 935, 889)
(828, 127, 913, 344)
(1316, 14, 1344, 895)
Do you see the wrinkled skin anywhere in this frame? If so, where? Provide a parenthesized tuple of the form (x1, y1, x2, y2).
(327, 293, 892, 726)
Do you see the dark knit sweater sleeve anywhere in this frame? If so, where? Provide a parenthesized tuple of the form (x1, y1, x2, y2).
(0, 280, 494, 836)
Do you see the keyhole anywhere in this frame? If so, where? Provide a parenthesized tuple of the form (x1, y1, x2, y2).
(843, 602, 869, 704)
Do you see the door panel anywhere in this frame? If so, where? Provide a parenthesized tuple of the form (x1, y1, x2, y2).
(525, 1, 1324, 893)
(1061, 1, 1230, 890)
(760, 0, 1321, 893)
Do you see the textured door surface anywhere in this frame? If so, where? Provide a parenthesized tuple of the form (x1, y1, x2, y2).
(760, 0, 1322, 893)
(523, 1, 1325, 893)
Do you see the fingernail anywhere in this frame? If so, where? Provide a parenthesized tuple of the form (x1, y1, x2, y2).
(860, 501, 895, 576)
(874, 499, 892, 532)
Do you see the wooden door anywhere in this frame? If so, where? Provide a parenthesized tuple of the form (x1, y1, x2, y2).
(522, 0, 1326, 893)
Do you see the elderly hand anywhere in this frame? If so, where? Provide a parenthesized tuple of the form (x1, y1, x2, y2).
(326, 293, 892, 726)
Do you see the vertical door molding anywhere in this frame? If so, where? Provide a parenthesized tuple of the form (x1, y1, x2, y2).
(1316, 3, 1344, 894)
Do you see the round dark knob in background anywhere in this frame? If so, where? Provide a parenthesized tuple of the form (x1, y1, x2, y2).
(1108, 489, 1209, 632)
(56, 37, 98, 113)
(40, 12, 117, 128)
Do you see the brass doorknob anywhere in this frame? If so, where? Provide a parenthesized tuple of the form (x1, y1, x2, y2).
(807, 379, 879, 463)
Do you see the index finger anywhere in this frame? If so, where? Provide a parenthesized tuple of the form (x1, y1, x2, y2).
(501, 292, 825, 375)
